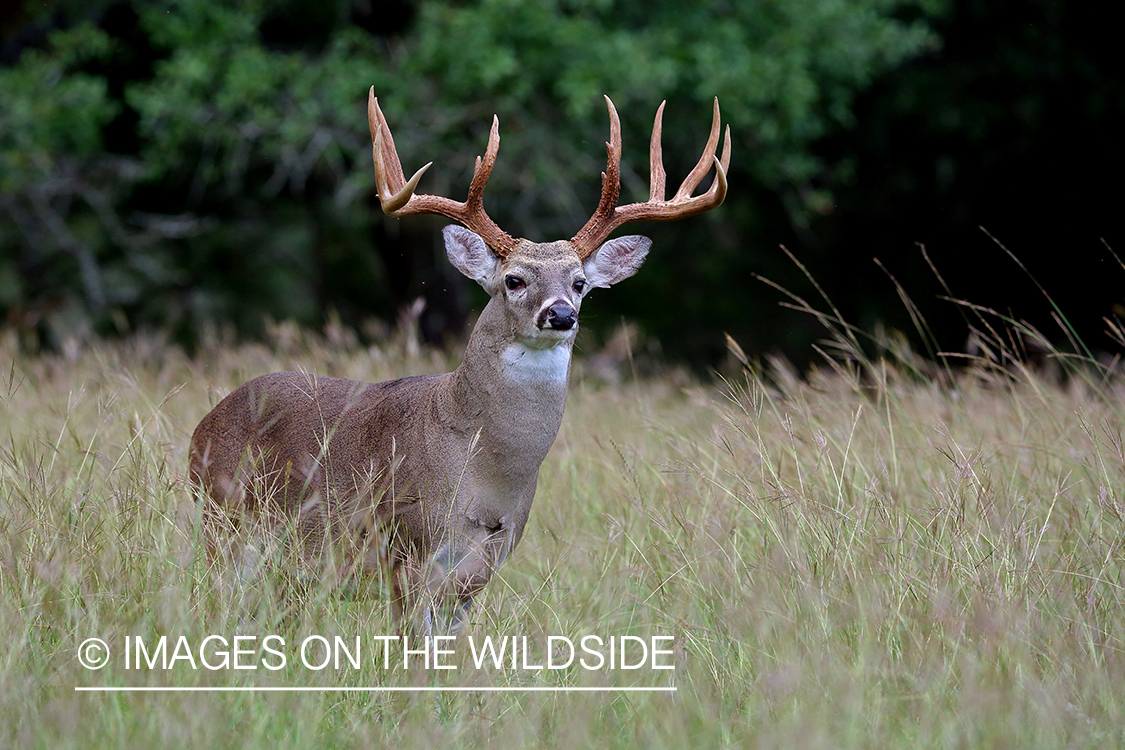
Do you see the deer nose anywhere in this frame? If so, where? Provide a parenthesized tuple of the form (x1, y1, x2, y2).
(543, 302, 577, 330)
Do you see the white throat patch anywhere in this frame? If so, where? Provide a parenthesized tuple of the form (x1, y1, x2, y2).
(501, 342, 572, 385)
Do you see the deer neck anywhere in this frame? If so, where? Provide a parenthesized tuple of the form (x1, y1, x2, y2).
(440, 296, 572, 470)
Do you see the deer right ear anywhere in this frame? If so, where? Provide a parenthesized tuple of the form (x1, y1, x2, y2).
(444, 225, 502, 292)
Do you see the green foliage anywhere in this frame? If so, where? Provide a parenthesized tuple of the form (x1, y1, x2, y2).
(396, 0, 939, 217)
(0, 0, 941, 351)
(127, 1, 384, 194)
(0, 25, 117, 190)
(0, 23, 123, 316)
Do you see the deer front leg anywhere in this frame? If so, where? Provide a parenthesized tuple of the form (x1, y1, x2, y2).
(381, 550, 475, 640)
(418, 523, 514, 637)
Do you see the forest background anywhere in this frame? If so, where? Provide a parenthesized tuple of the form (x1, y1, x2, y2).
(1, 0, 1120, 367)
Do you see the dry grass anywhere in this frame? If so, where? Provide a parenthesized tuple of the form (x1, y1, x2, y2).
(1, 312, 1123, 748)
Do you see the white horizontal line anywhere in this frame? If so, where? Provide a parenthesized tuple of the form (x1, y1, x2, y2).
(75, 685, 676, 693)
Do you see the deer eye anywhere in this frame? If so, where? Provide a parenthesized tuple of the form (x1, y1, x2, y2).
(504, 275, 525, 291)
(573, 279, 587, 293)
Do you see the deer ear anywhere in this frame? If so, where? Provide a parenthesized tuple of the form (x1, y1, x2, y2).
(582, 235, 651, 289)
(444, 225, 501, 292)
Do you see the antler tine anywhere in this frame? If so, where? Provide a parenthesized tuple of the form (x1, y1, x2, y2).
(369, 90, 405, 187)
(570, 96, 623, 256)
(687, 122, 732, 208)
(720, 122, 732, 173)
(675, 123, 732, 211)
(466, 115, 500, 207)
(599, 95, 623, 218)
(369, 89, 433, 213)
(673, 97, 722, 201)
(715, 124, 732, 189)
(649, 101, 667, 202)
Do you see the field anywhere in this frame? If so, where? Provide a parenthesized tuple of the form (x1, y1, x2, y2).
(1, 314, 1123, 748)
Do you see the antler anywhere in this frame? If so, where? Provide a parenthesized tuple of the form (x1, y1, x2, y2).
(368, 87, 518, 256)
(570, 96, 731, 259)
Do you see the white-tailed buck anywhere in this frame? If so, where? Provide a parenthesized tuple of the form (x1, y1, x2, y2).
(189, 88, 730, 635)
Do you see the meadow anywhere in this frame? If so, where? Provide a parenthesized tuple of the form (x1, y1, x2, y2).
(1, 307, 1123, 748)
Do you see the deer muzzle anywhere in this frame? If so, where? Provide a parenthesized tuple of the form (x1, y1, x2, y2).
(540, 302, 577, 331)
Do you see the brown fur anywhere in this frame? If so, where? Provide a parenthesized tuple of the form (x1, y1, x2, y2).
(189, 237, 641, 632)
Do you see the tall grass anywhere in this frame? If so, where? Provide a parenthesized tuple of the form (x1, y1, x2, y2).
(1, 300, 1123, 747)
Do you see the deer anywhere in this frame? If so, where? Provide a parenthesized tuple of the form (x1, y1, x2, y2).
(188, 87, 731, 637)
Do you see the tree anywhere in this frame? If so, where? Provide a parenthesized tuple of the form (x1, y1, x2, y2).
(0, 0, 941, 360)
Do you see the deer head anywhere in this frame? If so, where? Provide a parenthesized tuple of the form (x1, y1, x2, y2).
(368, 88, 731, 353)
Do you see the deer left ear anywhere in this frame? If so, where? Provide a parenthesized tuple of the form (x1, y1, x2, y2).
(582, 235, 652, 289)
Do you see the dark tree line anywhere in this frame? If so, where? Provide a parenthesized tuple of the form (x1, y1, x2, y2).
(811, 0, 1124, 366)
(1, 0, 1120, 368)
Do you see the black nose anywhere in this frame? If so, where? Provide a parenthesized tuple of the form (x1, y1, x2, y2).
(545, 302, 577, 330)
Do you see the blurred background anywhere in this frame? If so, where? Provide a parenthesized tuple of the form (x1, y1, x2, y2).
(1, 0, 1121, 369)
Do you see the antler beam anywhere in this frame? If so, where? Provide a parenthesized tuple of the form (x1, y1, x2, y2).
(570, 97, 731, 259)
(368, 87, 518, 256)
